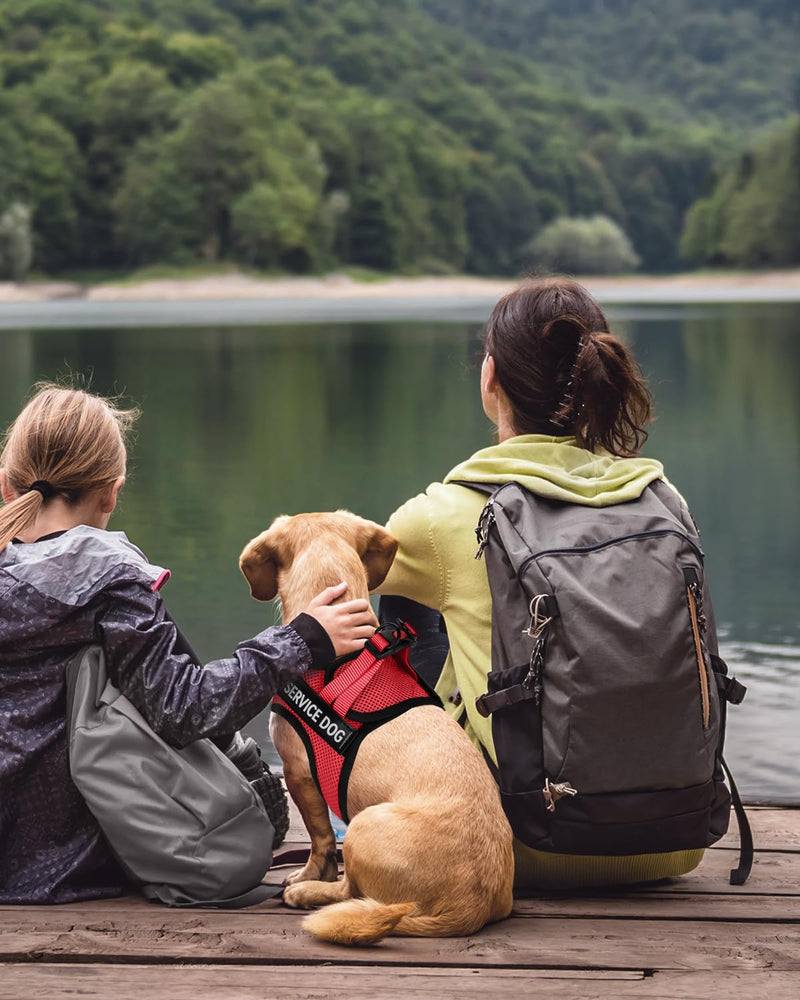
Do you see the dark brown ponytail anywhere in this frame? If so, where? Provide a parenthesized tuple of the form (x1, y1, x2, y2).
(483, 277, 652, 457)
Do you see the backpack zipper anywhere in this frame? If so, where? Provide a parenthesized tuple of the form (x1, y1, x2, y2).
(475, 501, 496, 559)
(516, 528, 704, 580)
(686, 583, 711, 729)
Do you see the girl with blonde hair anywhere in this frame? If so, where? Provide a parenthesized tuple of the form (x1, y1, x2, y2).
(0, 383, 374, 904)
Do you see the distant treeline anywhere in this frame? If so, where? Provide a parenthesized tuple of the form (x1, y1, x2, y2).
(419, 0, 799, 130)
(0, 0, 797, 278)
(681, 117, 800, 269)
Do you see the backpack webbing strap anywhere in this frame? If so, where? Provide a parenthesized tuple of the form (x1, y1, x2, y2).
(321, 641, 383, 717)
(320, 620, 417, 717)
(715, 668, 747, 705)
(720, 755, 754, 885)
(476, 682, 537, 717)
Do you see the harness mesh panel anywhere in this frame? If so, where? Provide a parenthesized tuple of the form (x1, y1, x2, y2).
(273, 643, 439, 820)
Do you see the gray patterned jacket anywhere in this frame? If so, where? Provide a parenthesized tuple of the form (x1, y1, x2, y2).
(0, 526, 330, 903)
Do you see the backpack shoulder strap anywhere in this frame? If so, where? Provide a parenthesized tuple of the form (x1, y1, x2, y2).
(449, 480, 496, 496)
(720, 756, 754, 885)
(647, 479, 699, 535)
(65, 644, 106, 732)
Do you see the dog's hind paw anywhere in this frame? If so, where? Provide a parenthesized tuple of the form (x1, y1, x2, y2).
(283, 878, 348, 909)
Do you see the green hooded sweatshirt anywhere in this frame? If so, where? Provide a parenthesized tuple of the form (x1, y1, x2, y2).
(444, 434, 666, 504)
(378, 435, 702, 888)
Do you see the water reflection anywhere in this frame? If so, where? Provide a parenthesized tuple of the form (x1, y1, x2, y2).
(0, 303, 797, 801)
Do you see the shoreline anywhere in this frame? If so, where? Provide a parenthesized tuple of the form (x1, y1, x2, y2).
(2, 268, 800, 305)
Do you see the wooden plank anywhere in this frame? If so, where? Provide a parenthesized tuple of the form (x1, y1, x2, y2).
(4, 876, 797, 935)
(0, 964, 644, 1000)
(4, 878, 795, 940)
(512, 891, 799, 921)
(667, 842, 798, 893)
(714, 806, 800, 853)
(1, 906, 800, 971)
(2, 964, 800, 1000)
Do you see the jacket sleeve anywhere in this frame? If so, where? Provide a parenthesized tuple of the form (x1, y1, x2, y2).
(374, 490, 446, 610)
(96, 581, 334, 747)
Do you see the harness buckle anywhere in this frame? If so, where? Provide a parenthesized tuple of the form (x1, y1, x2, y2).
(365, 619, 417, 659)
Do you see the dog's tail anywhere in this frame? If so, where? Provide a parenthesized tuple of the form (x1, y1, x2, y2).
(302, 898, 485, 946)
(301, 898, 416, 946)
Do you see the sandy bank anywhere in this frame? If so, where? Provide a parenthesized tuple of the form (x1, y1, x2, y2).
(2, 269, 800, 305)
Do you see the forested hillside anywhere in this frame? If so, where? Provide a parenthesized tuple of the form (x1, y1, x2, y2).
(0, 0, 796, 279)
(681, 116, 800, 268)
(419, 0, 799, 128)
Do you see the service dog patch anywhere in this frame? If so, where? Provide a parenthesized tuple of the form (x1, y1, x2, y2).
(281, 680, 357, 752)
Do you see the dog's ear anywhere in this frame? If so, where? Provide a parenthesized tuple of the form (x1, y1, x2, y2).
(239, 522, 287, 601)
(354, 521, 398, 591)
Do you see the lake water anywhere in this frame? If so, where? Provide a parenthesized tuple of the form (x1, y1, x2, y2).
(1, 298, 798, 803)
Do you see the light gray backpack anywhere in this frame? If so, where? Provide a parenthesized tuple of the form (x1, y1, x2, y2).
(65, 645, 281, 906)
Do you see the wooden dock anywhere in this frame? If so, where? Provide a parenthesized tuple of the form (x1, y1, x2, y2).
(2, 805, 798, 999)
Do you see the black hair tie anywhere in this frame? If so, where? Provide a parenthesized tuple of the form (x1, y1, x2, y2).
(29, 480, 57, 500)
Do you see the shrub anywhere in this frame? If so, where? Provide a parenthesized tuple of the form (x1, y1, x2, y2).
(523, 214, 640, 274)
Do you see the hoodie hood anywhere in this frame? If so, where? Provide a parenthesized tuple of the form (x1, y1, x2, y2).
(0, 526, 167, 630)
(444, 435, 664, 507)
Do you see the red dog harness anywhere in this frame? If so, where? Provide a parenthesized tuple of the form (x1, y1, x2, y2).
(271, 621, 441, 822)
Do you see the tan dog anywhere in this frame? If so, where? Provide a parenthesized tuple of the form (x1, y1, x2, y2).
(239, 511, 514, 946)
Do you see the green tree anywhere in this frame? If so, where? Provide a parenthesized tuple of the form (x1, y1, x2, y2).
(465, 163, 546, 275)
(524, 214, 640, 275)
(0, 97, 84, 271)
(0, 202, 34, 279)
(230, 145, 325, 271)
(681, 117, 800, 267)
(114, 70, 328, 267)
(163, 32, 237, 86)
(112, 138, 206, 264)
(114, 75, 262, 262)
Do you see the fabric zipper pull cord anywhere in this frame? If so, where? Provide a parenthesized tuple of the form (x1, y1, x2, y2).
(543, 778, 578, 813)
(475, 501, 495, 559)
(524, 638, 546, 705)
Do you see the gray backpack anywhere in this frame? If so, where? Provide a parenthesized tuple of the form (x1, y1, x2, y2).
(465, 479, 752, 883)
(65, 645, 281, 906)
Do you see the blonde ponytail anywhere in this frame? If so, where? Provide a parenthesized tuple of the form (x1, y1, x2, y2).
(0, 383, 139, 552)
(0, 490, 46, 552)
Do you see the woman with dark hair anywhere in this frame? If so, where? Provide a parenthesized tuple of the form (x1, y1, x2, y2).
(376, 276, 706, 890)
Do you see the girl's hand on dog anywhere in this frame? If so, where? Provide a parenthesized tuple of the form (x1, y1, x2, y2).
(305, 582, 377, 657)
